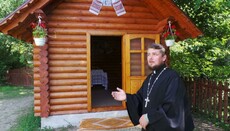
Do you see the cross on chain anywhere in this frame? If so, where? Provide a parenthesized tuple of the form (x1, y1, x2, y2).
(144, 97, 150, 108)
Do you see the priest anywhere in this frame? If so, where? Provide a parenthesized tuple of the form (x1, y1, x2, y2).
(111, 43, 194, 131)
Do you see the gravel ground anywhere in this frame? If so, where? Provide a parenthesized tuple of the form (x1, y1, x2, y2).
(0, 96, 33, 131)
(0, 95, 224, 131)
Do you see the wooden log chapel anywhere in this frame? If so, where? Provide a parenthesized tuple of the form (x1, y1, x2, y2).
(0, 0, 202, 128)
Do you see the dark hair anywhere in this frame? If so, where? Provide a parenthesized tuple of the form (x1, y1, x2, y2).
(147, 43, 166, 55)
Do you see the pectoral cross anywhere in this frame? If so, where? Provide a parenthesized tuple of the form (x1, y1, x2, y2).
(144, 97, 150, 108)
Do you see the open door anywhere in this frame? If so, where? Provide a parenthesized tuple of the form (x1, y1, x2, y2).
(123, 34, 160, 94)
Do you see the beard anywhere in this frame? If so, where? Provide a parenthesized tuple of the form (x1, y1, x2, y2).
(148, 63, 164, 70)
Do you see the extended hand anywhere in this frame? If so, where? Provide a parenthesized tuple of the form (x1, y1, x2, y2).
(139, 114, 149, 130)
(111, 87, 126, 101)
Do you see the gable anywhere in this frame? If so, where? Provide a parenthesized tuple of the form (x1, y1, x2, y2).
(0, 0, 202, 43)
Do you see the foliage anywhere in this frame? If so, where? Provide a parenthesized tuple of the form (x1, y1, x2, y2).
(173, 0, 230, 39)
(170, 0, 230, 84)
(9, 107, 41, 131)
(31, 21, 47, 38)
(0, 33, 33, 84)
(0, 0, 31, 84)
(170, 37, 230, 83)
(0, 0, 26, 19)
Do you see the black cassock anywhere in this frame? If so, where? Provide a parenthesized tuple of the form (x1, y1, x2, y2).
(126, 65, 194, 131)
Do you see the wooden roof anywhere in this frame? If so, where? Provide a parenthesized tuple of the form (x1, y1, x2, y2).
(0, 0, 202, 42)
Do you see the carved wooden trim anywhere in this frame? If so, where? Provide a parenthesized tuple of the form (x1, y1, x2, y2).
(35, 9, 50, 117)
(39, 44, 50, 117)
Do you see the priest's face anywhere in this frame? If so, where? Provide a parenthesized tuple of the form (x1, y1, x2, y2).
(147, 48, 166, 70)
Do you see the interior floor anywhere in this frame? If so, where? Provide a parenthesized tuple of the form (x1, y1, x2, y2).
(92, 85, 122, 107)
(91, 36, 122, 108)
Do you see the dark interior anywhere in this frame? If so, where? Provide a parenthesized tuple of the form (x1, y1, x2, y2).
(91, 36, 122, 108)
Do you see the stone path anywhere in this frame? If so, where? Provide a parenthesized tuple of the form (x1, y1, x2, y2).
(0, 96, 33, 131)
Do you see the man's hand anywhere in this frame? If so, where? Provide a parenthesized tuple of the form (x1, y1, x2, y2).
(139, 114, 149, 130)
(111, 87, 126, 101)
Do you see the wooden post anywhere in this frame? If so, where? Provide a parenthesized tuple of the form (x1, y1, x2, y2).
(34, 9, 50, 117)
(39, 44, 50, 117)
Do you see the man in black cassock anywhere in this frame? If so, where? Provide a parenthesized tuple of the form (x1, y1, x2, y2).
(112, 43, 194, 131)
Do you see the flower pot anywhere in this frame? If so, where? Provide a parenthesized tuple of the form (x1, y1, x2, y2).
(165, 39, 175, 47)
(33, 37, 47, 46)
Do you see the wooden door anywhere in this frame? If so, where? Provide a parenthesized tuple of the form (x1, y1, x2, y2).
(123, 34, 160, 94)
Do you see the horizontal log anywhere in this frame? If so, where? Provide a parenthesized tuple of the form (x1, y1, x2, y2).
(34, 100, 40, 106)
(49, 60, 87, 67)
(33, 54, 40, 60)
(49, 16, 158, 25)
(34, 74, 40, 80)
(49, 54, 87, 60)
(52, 9, 155, 19)
(48, 34, 86, 41)
(34, 86, 40, 93)
(34, 47, 40, 54)
(50, 110, 88, 116)
(50, 85, 87, 92)
(49, 73, 87, 79)
(50, 79, 87, 86)
(49, 28, 155, 35)
(34, 80, 41, 87)
(48, 22, 156, 31)
(34, 67, 40, 73)
(50, 91, 87, 98)
(34, 106, 41, 112)
(48, 41, 86, 48)
(49, 67, 87, 73)
(33, 61, 40, 67)
(57, 2, 149, 13)
(57, 2, 90, 10)
(34, 93, 40, 99)
(50, 104, 87, 111)
(50, 98, 87, 105)
(34, 112, 40, 116)
(49, 48, 87, 54)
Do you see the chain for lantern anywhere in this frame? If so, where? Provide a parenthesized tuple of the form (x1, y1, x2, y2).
(168, 21, 174, 36)
(38, 15, 42, 26)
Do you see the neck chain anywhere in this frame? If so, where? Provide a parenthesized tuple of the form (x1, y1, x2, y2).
(145, 67, 167, 108)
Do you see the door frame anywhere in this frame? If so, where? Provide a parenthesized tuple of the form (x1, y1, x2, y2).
(87, 33, 125, 112)
(123, 34, 160, 95)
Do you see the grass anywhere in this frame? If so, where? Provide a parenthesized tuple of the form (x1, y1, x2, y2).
(0, 85, 33, 99)
(9, 107, 41, 131)
(193, 112, 230, 131)
(1, 85, 76, 131)
(0, 85, 40, 131)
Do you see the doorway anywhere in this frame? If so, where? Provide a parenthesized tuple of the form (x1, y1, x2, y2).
(91, 36, 122, 108)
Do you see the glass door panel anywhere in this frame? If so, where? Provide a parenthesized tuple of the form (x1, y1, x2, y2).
(130, 53, 141, 76)
(130, 38, 141, 50)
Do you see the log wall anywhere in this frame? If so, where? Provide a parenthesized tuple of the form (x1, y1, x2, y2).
(34, 0, 162, 116)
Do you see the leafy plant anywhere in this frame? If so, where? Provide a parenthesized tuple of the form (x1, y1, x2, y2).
(31, 21, 47, 38)
(170, 37, 230, 83)
(162, 23, 179, 40)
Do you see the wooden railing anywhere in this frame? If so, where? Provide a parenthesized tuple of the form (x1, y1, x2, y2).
(6, 67, 33, 87)
(184, 78, 230, 124)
